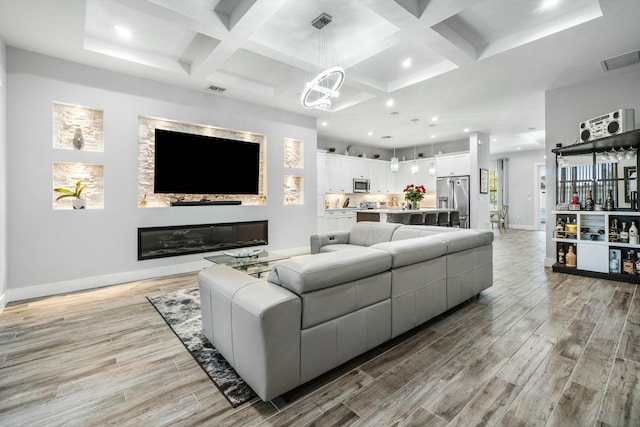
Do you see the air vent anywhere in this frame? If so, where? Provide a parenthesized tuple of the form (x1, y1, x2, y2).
(205, 85, 227, 93)
(381, 135, 393, 139)
(601, 50, 640, 71)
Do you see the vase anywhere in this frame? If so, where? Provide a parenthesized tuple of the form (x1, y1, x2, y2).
(72, 199, 86, 209)
(73, 128, 84, 150)
(412, 201, 420, 210)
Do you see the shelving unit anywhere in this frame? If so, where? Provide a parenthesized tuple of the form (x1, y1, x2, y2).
(552, 129, 640, 284)
(552, 210, 640, 282)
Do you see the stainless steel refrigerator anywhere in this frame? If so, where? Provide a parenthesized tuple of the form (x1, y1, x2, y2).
(436, 176, 470, 228)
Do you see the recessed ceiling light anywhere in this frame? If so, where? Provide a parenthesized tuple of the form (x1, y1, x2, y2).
(386, 99, 394, 107)
(463, 128, 470, 132)
(368, 131, 373, 136)
(431, 116, 439, 122)
(402, 58, 412, 68)
(114, 25, 131, 39)
(431, 134, 436, 138)
(517, 147, 521, 150)
(492, 138, 497, 142)
(540, 0, 559, 10)
(321, 121, 328, 126)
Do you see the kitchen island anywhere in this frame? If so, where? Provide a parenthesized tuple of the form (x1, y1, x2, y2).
(354, 208, 457, 225)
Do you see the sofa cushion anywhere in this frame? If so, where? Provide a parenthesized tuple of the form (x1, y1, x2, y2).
(268, 247, 392, 294)
(371, 236, 447, 268)
(428, 229, 494, 253)
(319, 243, 363, 253)
(299, 271, 391, 329)
(391, 225, 462, 241)
(348, 222, 402, 247)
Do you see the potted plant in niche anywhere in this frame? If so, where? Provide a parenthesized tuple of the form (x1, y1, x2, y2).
(403, 184, 426, 210)
(54, 180, 87, 209)
(418, 152, 424, 158)
(328, 147, 336, 153)
(373, 154, 380, 159)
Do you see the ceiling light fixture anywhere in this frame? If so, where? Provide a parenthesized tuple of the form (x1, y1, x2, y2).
(463, 128, 470, 132)
(386, 99, 394, 107)
(114, 25, 131, 39)
(390, 147, 399, 173)
(367, 131, 373, 136)
(431, 116, 438, 122)
(402, 58, 412, 68)
(301, 13, 345, 110)
(540, 0, 559, 10)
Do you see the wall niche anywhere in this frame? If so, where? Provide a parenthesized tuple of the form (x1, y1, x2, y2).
(53, 102, 104, 152)
(53, 162, 104, 210)
(137, 116, 268, 208)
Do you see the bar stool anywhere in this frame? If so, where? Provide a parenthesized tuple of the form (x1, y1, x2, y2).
(424, 212, 438, 226)
(449, 210, 460, 227)
(437, 211, 449, 227)
(409, 213, 424, 225)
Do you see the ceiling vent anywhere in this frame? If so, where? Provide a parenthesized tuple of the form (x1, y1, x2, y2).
(381, 135, 393, 139)
(205, 85, 227, 93)
(600, 50, 640, 71)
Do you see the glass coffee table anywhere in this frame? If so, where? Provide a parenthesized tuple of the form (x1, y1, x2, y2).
(203, 250, 290, 277)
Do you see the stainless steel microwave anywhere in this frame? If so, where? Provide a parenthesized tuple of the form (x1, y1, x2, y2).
(353, 178, 370, 193)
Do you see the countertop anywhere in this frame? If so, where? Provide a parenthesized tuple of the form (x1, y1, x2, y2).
(325, 207, 451, 213)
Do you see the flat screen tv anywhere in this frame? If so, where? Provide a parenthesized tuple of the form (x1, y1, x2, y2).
(154, 128, 260, 195)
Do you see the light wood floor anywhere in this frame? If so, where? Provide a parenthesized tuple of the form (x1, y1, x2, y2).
(2, 229, 640, 426)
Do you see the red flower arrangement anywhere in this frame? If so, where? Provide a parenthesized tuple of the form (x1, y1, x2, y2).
(403, 184, 426, 203)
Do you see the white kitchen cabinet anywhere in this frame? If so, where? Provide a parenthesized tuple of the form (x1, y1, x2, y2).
(324, 210, 357, 232)
(369, 160, 390, 193)
(317, 151, 326, 193)
(326, 155, 352, 192)
(436, 153, 471, 177)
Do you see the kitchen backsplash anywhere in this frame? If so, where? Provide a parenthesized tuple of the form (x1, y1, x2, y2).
(324, 193, 437, 209)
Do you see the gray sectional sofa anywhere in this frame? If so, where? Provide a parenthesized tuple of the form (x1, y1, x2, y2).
(198, 222, 493, 401)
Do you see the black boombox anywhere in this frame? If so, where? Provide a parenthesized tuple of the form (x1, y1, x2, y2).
(579, 109, 635, 142)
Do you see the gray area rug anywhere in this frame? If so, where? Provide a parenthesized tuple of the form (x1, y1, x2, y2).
(147, 288, 257, 407)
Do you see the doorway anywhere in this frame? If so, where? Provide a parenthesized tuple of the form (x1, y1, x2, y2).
(535, 163, 546, 229)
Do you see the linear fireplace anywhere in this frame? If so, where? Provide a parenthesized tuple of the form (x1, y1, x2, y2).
(138, 220, 268, 260)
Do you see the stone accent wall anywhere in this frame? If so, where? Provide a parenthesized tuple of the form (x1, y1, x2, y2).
(283, 138, 303, 169)
(138, 116, 267, 207)
(53, 102, 103, 152)
(284, 175, 303, 205)
(53, 162, 104, 209)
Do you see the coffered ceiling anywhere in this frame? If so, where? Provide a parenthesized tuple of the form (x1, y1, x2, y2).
(1, 0, 639, 153)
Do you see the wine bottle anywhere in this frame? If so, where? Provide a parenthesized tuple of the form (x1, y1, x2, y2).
(566, 246, 577, 268)
(630, 220, 638, 245)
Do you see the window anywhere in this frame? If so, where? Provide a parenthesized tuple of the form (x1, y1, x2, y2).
(489, 169, 498, 211)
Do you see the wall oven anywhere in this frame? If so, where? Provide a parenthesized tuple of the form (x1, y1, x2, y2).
(353, 178, 370, 193)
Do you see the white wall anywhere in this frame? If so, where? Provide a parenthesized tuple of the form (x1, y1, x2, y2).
(545, 65, 640, 266)
(6, 48, 317, 302)
(0, 38, 6, 312)
(470, 132, 491, 229)
(491, 149, 546, 229)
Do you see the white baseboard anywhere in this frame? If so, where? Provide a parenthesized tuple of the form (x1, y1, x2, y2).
(507, 224, 545, 231)
(0, 292, 6, 314)
(5, 246, 312, 304)
(6, 260, 210, 303)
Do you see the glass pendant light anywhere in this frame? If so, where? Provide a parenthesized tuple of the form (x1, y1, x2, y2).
(411, 146, 419, 175)
(390, 147, 399, 172)
(428, 144, 436, 176)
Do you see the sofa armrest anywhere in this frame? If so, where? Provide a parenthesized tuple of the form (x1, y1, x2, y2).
(309, 230, 350, 254)
(231, 281, 302, 401)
